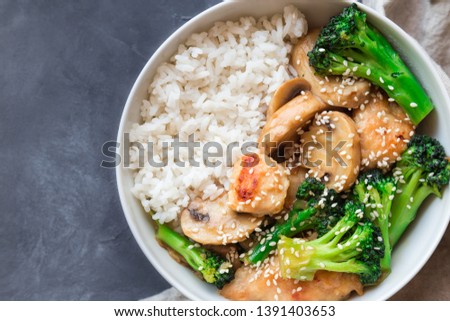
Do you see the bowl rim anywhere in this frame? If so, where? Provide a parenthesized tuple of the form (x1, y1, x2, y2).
(116, 0, 450, 301)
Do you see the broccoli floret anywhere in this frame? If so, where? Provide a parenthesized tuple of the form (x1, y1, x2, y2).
(278, 201, 384, 285)
(296, 177, 327, 200)
(299, 187, 345, 237)
(353, 169, 396, 272)
(245, 178, 344, 265)
(307, 4, 434, 125)
(295, 178, 346, 236)
(156, 223, 234, 289)
(389, 135, 450, 246)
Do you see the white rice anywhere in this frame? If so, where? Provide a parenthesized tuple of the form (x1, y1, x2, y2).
(129, 6, 308, 223)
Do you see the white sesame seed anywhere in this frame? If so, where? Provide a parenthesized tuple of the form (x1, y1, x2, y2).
(410, 102, 418, 108)
(366, 69, 371, 76)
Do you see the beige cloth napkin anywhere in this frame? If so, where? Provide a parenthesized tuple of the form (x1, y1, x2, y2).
(144, 0, 450, 301)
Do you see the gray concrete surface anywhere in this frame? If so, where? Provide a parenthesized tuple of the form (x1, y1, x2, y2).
(0, 0, 219, 300)
(0, 0, 448, 300)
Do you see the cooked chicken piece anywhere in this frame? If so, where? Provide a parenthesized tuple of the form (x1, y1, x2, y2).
(181, 194, 262, 245)
(228, 153, 289, 216)
(221, 256, 363, 301)
(291, 29, 371, 108)
(301, 111, 361, 192)
(285, 166, 307, 209)
(353, 91, 415, 170)
(267, 78, 311, 120)
(259, 91, 327, 156)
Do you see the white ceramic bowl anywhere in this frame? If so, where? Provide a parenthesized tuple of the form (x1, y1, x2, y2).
(116, 0, 450, 300)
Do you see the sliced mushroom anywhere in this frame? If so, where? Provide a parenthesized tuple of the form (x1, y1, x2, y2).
(291, 29, 371, 108)
(301, 111, 361, 192)
(180, 194, 262, 245)
(267, 78, 311, 120)
(228, 152, 289, 217)
(259, 91, 327, 156)
(353, 91, 414, 170)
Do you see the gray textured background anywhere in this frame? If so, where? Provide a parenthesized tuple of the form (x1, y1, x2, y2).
(0, 0, 448, 300)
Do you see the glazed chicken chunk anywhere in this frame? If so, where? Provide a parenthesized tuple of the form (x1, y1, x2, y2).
(228, 153, 289, 216)
(221, 256, 363, 301)
(284, 166, 307, 209)
(353, 91, 415, 170)
(291, 29, 371, 109)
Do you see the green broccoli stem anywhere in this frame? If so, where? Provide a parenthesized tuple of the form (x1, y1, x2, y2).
(354, 182, 391, 272)
(245, 207, 317, 265)
(371, 189, 392, 272)
(362, 24, 433, 125)
(279, 221, 380, 284)
(290, 259, 369, 281)
(309, 259, 369, 275)
(378, 221, 391, 272)
(309, 239, 361, 262)
(328, 25, 433, 125)
(389, 171, 437, 247)
(156, 223, 205, 273)
(279, 236, 365, 281)
(355, 64, 432, 126)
